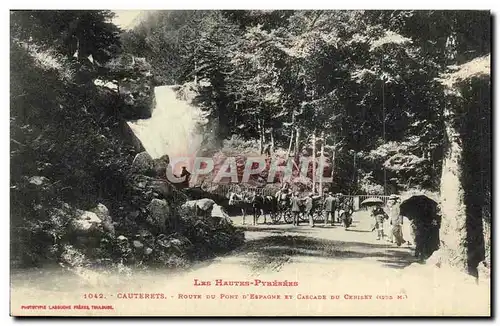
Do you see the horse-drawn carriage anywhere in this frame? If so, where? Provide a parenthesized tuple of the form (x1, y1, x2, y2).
(185, 182, 355, 227)
(271, 192, 326, 224)
(228, 188, 327, 225)
(268, 192, 355, 227)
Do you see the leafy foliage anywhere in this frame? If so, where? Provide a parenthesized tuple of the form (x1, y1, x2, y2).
(10, 10, 244, 269)
(125, 10, 490, 193)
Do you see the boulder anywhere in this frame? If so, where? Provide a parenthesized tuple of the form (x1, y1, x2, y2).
(181, 198, 217, 219)
(211, 204, 226, 218)
(182, 200, 198, 212)
(59, 244, 87, 268)
(129, 174, 174, 199)
(132, 151, 155, 174)
(150, 179, 172, 198)
(28, 176, 50, 186)
(68, 210, 104, 256)
(211, 204, 231, 223)
(91, 203, 115, 237)
(116, 235, 132, 259)
(136, 229, 155, 247)
(70, 210, 102, 234)
(156, 233, 193, 256)
(92, 203, 109, 218)
(117, 235, 128, 242)
(159, 154, 170, 165)
(153, 154, 170, 178)
(146, 199, 170, 232)
(181, 198, 215, 212)
(133, 240, 144, 249)
(197, 198, 215, 211)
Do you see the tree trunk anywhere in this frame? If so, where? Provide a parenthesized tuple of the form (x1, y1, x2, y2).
(258, 118, 263, 155)
(194, 61, 198, 84)
(312, 130, 316, 193)
(294, 127, 301, 157)
(270, 127, 275, 155)
(331, 135, 336, 179)
(286, 130, 294, 160)
(286, 110, 295, 160)
(353, 153, 356, 183)
(319, 131, 325, 195)
(439, 102, 468, 273)
(261, 119, 266, 149)
(214, 116, 225, 148)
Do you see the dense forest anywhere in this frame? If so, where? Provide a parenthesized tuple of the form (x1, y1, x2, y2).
(122, 10, 490, 195)
(10, 10, 491, 276)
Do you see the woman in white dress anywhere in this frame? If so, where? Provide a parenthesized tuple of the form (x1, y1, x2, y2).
(401, 215, 415, 248)
(385, 195, 399, 243)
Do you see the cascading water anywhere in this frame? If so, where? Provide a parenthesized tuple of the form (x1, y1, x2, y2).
(127, 85, 206, 162)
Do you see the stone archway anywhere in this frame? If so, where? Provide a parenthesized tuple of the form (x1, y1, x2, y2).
(399, 194, 441, 259)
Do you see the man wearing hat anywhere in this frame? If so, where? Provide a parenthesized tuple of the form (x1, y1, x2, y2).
(291, 191, 302, 226)
(323, 192, 335, 226)
(304, 192, 315, 227)
(335, 193, 344, 223)
(388, 194, 405, 246)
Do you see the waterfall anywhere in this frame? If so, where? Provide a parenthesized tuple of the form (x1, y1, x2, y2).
(127, 85, 205, 160)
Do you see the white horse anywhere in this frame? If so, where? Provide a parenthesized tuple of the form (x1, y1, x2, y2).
(228, 191, 254, 225)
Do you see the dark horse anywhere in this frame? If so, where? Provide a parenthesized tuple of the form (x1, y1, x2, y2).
(228, 191, 253, 224)
(229, 191, 276, 225)
(251, 194, 278, 225)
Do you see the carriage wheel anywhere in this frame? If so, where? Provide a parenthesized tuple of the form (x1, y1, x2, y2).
(283, 210, 293, 224)
(270, 211, 281, 224)
(313, 210, 323, 223)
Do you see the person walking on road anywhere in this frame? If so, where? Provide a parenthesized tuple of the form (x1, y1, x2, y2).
(335, 193, 343, 223)
(386, 195, 397, 243)
(371, 204, 389, 240)
(323, 192, 335, 226)
(291, 191, 302, 226)
(402, 215, 415, 248)
(387, 194, 406, 246)
(304, 192, 315, 227)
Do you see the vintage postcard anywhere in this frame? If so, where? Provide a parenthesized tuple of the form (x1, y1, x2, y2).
(9, 9, 491, 316)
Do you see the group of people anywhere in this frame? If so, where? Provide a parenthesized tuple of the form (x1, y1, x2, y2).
(369, 194, 414, 247)
(276, 183, 352, 228)
(369, 194, 443, 259)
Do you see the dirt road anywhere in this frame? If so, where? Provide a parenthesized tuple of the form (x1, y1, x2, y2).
(229, 210, 416, 273)
(11, 211, 490, 316)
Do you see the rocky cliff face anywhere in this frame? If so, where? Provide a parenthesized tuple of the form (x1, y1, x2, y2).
(437, 59, 490, 278)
